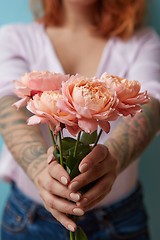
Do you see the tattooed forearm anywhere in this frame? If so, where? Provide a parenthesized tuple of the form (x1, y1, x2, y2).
(106, 97, 160, 172)
(0, 95, 48, 181)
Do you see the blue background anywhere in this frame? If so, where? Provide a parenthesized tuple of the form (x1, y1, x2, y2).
(0, 0, 160, 239)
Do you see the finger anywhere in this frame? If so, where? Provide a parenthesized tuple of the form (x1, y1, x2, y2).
(49, 208, 77, 232)
(47, 146, 56, 164)
(76, 173, 115, 208)
(48, 160, 70, 186)
(83, 192, 107, 211)
(47, 146, 54, 157)
(69, 159, 113, 191)
(40, 188, 85, 216)
(79, 144, 108, 173)
(43, 201, 77, 231)
(41, 176, 81, 202)
(47, 154, 56, 165)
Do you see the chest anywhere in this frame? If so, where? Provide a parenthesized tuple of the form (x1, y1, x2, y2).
(46, 28, 108, 78)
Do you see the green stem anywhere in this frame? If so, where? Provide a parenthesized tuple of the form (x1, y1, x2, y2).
(70, 231, 75, 240)
(48, 126, 56, 148)
(93, 129, 103, 148)
(73, 131, 81, 158)
(58, 131, 64, 167)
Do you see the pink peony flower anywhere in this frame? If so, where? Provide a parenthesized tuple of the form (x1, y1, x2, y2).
(100, 73, 149, 117)
(58, 75, 120, 134)
(27, 91, 80, 135)
(12, 71, 70, 109)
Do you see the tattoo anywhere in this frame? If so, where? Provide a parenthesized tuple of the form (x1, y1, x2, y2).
(0, 95, 48, 181)
(106, 97, 160, 171)
(28, 158, 47, 182)
(20, 144, 47, 170)
(0, 95, 18, 112)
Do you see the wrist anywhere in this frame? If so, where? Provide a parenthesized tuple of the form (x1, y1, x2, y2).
(27, 153, 48, 184)
(105, 139, 123, 173)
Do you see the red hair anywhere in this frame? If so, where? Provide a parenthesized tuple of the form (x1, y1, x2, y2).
(31, 0, 147, 40)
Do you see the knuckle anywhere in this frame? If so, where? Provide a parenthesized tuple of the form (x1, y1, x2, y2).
(64, 191, 70, 200)
(107, 184, 112, 193)
(46, 180, 53, 192)
(63, 204, 71, 213)
(60, 219, 66, 227)
(97, 144, 108, 157)
(39, 190, 43, 199)
(62, 189, 67, 197)
(48, 199, 55, 209)
(50, 209, 58, 220)
(36, 176, 42, 186)
(93, 164, 102, 178)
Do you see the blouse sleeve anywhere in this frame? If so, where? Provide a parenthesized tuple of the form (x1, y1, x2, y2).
(127, 28, 160, 102)
(0, 24, 29, 99)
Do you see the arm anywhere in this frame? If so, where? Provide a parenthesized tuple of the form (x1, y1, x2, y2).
(0, 95, 48, 181)
(0, 95, 84, 231)
(70, 97, 160, 210)
(106, 96, 160, 172)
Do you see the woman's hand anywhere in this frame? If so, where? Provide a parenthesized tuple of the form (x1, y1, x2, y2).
(68, 144, 120, 211)
(34, 147, 84, 232)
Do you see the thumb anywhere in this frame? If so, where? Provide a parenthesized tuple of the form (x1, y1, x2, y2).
(79, 144, 109, 173)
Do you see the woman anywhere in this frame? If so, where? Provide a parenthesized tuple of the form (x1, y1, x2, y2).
(0, 0, 160, 239)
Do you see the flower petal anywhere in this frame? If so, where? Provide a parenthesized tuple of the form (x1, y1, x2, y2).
(72, 101, 92, 118)
(25, 71, 70, 91)
(78, 118, 97, 134)
(54, 114, 77, 127)
(98, 120, 110, 133)
(66, 125, 81, 137)
(12, 97, 30, 110)
(124, 92, 149, 105)
(57, 99, 77, 117)
(27, 115, 48, 125)
(117, 105, 142, 117)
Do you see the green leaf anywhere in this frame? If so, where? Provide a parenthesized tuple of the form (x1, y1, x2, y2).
(80, 130, 97, 145)
(77, 144, 91, 159)
(70, 145, 91, 180)
(66, 166, 71, 175)
(76, 227, 88, 240)
(62, 137, 76, 151)
(66, 154, 76, 172)
(63, 147, 75, 157)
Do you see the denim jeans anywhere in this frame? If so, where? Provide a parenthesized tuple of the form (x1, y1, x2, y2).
(1, 182, 150, 240)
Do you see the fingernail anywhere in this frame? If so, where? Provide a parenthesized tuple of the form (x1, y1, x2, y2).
(79, 163, 88, 172)
(68, 225, 75, 232)
(69, 181, 79, 190)
(61, 176, 68, 185)
(70, 193, 80, 202)
(73, 208, 84, 216)
(47, 155, 53, 164)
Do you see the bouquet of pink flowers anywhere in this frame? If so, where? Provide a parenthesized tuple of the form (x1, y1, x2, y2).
(13, 70, 149, 240)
